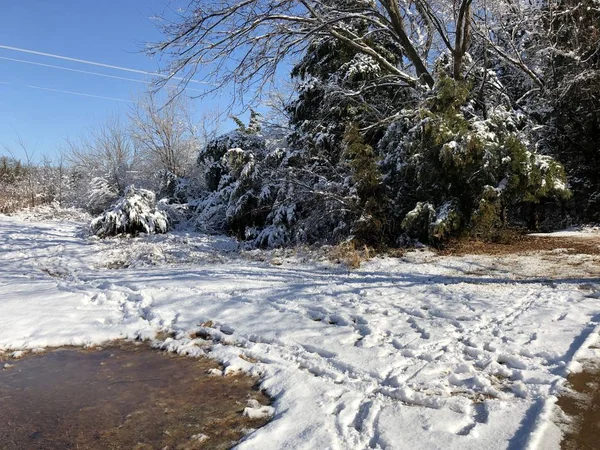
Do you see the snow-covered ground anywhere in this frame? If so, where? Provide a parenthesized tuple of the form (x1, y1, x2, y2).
(1, 215, 600, 450)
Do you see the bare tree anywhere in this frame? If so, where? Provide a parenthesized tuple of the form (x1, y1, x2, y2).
(18, 137, 37, 207)
(470, 1, 546, 90)
(149, 0, 492, 97)
(41, 150, 66, 206)
(129, 92, 198, 178)
(55, 149, 66, 206)
(2, 136, 38, 207)
(150, 0, 579, 119)
(65, 116, 137, 193)
(263, 80, 297, 131)
(197, 108, 225, 146)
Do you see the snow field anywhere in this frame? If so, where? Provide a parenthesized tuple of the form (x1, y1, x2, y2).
(1, 215, 599, 449)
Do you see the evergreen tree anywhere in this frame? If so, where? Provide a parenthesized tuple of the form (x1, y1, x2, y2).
(541, 0, 600, 221)
(287, 0, 407, 155)
(279, 0, 408, 244)
(343, 125, 387, 245)
(380, 57, 570, 243)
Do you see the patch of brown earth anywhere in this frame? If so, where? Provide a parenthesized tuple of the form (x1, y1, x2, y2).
(440, 233, 600, 256)
(0, 342, 271, 449)
(556, 362, 600, 450)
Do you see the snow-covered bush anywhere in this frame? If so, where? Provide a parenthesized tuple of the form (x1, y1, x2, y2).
(191, 117, 385, 248)
(157, 199, 190, 227)
(90, 186, 169, 237)
(87, 177, 118, 214)
(190, 116, 302, 247)
(194, 128, 268, 235)
(380, 67, 570, 243)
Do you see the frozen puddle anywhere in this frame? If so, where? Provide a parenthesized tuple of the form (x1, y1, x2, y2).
(0, 342, 271, 449)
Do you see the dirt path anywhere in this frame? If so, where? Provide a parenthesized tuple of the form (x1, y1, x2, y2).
(556, 362, 600, 450)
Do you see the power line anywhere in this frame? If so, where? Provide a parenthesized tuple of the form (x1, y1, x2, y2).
(0, 81, 132, 103)
(0, 44, 207, 85)
(0, 56, 152, 85)
(0, 56, 205, 93)
(26, 84, 133, 103)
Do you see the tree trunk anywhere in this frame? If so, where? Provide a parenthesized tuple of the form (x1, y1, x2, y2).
(382, 0, 435, 88)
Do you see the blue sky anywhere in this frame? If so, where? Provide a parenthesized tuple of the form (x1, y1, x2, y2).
(0, 1, 235, 161)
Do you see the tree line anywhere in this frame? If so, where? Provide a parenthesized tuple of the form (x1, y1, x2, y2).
(3, 0, 598, 247)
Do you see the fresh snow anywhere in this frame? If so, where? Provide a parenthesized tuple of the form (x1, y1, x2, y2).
(1, 215, 600, 449)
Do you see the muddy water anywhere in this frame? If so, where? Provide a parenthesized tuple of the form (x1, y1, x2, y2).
(556, 363, 600, 450)
(0, 343, 270, 449)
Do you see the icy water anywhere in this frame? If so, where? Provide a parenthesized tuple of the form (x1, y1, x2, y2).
(557, 363, 600, 450)
(0, 342, 270, 449)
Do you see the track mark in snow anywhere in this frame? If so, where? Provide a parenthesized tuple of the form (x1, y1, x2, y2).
(5, 218, 600, 450)
(408, 317, 431, 340)
(219, 324, 235, 335)
(302, 344, 336, 359)
(351, 399, 383, 449)
(555, 312, 600, 375)
(456, 401, 489, 436)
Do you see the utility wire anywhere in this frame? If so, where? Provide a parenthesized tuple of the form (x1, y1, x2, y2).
(0, 44, 208, 85)
(0, 56, 152, 85)
(0, 56, 204, 92)
(0, 81, 132, 103)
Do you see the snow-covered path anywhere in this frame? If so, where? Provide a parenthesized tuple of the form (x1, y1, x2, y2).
(1, 216, 599, 449)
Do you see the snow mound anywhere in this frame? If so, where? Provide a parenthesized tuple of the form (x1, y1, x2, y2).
(90, 186, 169, 238)
(243, 399, 275, 420)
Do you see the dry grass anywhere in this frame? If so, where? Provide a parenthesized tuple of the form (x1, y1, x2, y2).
(439, 232, 600, 257)
(328, 241, 376, 269)
(0, 192, 30, 214)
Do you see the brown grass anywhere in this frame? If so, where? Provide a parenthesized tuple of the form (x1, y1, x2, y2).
(439, 232, 600, 256)
(328, 241, 375, 269)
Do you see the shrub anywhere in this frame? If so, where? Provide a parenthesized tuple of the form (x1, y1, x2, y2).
(90, 186, 169, 237)
(328, 240, 372, 269)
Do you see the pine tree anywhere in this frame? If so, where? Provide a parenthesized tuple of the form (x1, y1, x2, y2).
(278, 0, 409, 244)
(287, 0, 406, 156)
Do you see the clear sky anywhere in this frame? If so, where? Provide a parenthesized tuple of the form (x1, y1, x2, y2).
(0, 0, 234, 161)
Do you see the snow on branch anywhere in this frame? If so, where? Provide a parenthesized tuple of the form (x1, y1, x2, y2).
(90, 186, 169, 238)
